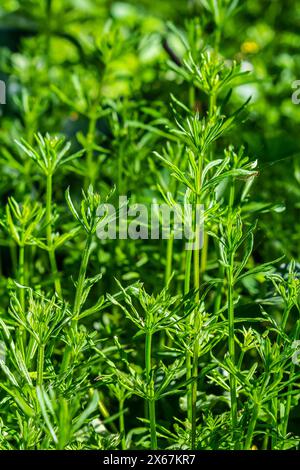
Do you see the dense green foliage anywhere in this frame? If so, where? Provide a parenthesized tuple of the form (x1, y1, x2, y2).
(0, 0, 300, 450)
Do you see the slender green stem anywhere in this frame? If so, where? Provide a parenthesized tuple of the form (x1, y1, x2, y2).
(19, 244, 25, 310)
(193, 218, 200, 299)
(191, 188, 202, 449)
(162, 233, 175, 349)
(208, 91, 216, 118)
(229, 178, 235, 212)
(98, 395, 118, 433)
(200, 231, 208, 274)
(214, 265, 223, 314)
(37, 343, 45, 386)
(145, 330, 157, 449)
(281, 364, 295, 439)
(281, 321, 300, 444)
(119, 397, 126, 450)
(184, 250, 193, 296)
(237, 350, 245, 370)
(191, 313, 200, 449)
(227, 254, 238, 445)
(17, 243, 26, 357)
(189, 85, 195, 111)
(73, 234, 92, 323)
(271, 304, 292, 448)
(262, 432, 269, 450)
(200, 91, 215, 279)
(226, 172, 238, 445)
(281, 305, 292, 332)
(165, 233, 174, 285)
(46, 172, 62, 296)
(61, 233, 92, 373)
(185, 248, 193, 423)
(148, 399, 157, 450)
(244, 403, 259, 450)
(185, 82, 196, 427)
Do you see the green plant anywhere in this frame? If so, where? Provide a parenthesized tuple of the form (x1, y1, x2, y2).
(0, 0, 299, 452)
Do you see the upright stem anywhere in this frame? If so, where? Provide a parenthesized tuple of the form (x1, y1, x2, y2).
(162, 234, 175, 349)
(281, 364, 295, 440)
(200, 91, 215, 279)
(200, 232, 208, 274)
(209, 92, 216, 118)
(61, 233, 92, 373)
(227, 254, 238, 445)
(193, 208, 201, 298)
(73, 233, 92, 324)
(119, 397, 126, 450)
(185, 82, 196, 426)
(98, 395, 118, 433)
(145, 330, 157, 449)
(191, 309, 201, 449)
(191, 184, 202, 448)
(185, 248, 193, 423)
(19, 244, 25, 310)
(37, 343, 45, 386)
(244, 403, 259, 450)
(165, 233, 174, 285)
(17, 243, 26, 357)
(281, 321, 300, 445)
(271, 304, 292, 448)
(46, 172, 62, 296)
(189, 85, 195, 111)
(214, 264, 223, 314)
